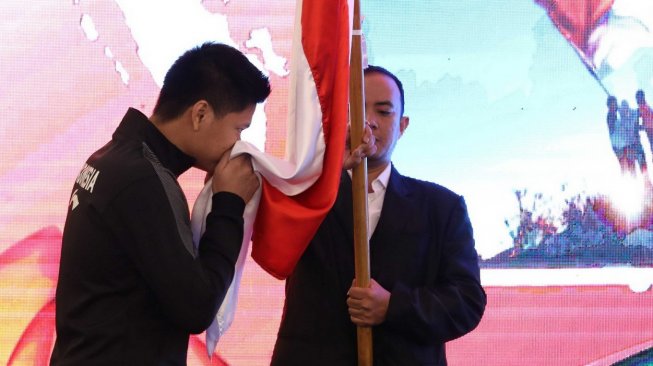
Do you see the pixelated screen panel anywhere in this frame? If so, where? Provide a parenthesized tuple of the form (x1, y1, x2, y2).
(0, 1, 651, 365)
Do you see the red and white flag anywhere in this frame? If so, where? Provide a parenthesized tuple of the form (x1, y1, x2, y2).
(250, 0, 352, 279)
(537, 0, 653, 82)
(191, 0, 353, 356)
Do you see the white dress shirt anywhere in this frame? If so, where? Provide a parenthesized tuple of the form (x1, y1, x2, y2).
(348, 163, 391, 237)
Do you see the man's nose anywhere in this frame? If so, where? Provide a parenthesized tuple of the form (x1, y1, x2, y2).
(365, 118, 378, 130)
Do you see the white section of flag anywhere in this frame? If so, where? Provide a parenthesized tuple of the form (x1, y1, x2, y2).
(190, 0, 341, 356)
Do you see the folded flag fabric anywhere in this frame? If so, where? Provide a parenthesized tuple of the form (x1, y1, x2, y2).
(190, 0, 352, 356)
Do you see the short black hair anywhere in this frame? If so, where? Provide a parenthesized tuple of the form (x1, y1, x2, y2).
(152, 42, 271, 121)
(364, 65, 405, 116)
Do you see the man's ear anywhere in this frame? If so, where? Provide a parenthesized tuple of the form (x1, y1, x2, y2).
(399, 116, 410, 137)
(191, 100, 209, 132)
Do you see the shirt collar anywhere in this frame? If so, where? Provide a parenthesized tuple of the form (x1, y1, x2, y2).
(371, 163, 392, 193)
(114, 108, 195, 177)
(347, 162, 392, 193)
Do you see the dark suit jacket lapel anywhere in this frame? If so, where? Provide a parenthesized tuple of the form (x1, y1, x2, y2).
(371, 165, 411, 241)
(330, 167, 414, 284)
(332, 172, 354, 238)
(329, 172, 356, 287)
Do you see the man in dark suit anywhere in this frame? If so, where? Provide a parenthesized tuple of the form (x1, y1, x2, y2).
(271, 65, 487, 365)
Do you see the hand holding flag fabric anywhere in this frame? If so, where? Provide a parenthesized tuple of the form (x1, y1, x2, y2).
(210, 149, 259, 202)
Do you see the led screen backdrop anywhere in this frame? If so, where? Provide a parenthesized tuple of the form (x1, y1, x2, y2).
(1, 0, 652, 365)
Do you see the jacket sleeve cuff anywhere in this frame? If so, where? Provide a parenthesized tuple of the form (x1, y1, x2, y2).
(211, 192, 246, 217)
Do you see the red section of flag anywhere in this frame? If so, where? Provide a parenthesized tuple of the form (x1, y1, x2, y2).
(536, 0, 614, 54)
(251, 0, 350, 279)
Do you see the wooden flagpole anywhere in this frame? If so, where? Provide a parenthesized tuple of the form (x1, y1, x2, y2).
(349, 0, 373, 365)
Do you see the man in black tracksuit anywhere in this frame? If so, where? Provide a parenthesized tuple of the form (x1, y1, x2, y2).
(50, 43, 270, 365)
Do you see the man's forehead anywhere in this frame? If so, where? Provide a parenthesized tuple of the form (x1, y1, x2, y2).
(365, 75, 400, 104)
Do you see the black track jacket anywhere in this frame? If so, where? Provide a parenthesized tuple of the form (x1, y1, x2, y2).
(51, 108, 244, 365)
